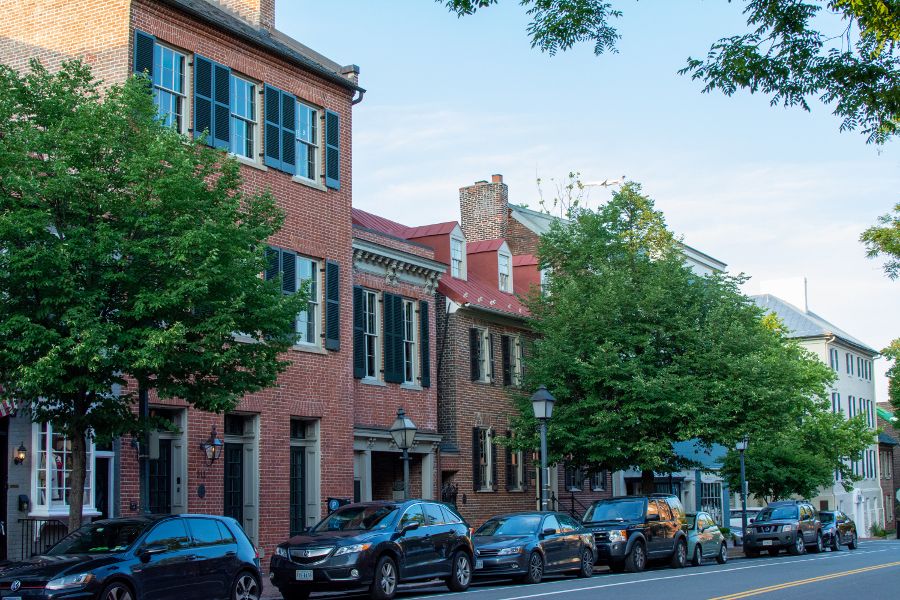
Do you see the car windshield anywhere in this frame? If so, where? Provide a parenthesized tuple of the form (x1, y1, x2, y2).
(819, 512, 835, 523)
(312, 505, 398, 533)
(476, 515, 542, 537)
(48, 521, 147, 555)
(684, 514, 697, 529)
(757, 506, 798, 521)
(583, 499, 644, 523)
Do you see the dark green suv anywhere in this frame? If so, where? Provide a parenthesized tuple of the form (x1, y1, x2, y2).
(582, 494, 688, 573)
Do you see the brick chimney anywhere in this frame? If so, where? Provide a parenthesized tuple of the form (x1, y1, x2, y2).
(214, 0, 275, 31)
(459, 174, 508, 243)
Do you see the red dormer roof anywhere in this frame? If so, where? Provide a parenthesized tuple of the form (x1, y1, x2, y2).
(406, 221, 458, 239)
(512, 254, 538, 266)
(466, 239, 505, 254)
(438, 273, 529, 318)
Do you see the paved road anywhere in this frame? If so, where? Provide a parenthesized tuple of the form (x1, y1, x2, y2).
(262, 539, 900, 599)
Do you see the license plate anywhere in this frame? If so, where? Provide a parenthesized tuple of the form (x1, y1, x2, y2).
(475, 560, 484, 570)
(6, 597, 21, 600)
(762, 540, 773, 546)
(295, 570, 313, 581)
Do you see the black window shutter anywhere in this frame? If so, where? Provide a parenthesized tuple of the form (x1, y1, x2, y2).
(264, 246, 280, 281)
(488, 333, 496, 383)
(352, 286, 365, 379)
(193, 55, 214, 143)
(324, 260, 340, 351)
(472, 428, 482, 491)
(263, 85, 281, 169)
(469, 328, 480, 381)
(518, 337, 526, 381)
(281, 91, 297, 175)
(133, 30, 155, 77)
(419, 301, 430, 388)
(501, 335, 512, 386)
(491, 434, 498, 491)
(505, 431, 513, 491)
(212, 63, 231, 150)
(383, 293, 403, 383)
(281, 250, 296, 294)
(324, 109, 340, 189)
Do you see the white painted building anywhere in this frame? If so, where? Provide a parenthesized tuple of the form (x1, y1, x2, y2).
(752, 293, 882, 535)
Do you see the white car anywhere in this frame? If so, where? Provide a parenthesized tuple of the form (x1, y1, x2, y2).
(730, 508, 763, 545)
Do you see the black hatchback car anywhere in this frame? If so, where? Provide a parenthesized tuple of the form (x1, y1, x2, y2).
(269, 500, 474, 600)
(818, 510, 858, 551)
(0, 514, 261, 600)
(473, 512, 594, 583)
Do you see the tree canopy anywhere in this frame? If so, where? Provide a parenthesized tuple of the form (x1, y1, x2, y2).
(0, 60, 306, 528)
(438, 1, 900, 143)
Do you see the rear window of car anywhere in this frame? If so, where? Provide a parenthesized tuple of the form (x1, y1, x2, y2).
(424, 503, 445, 526)
(441, 505, 464, 525)
(188, 518, 224, 547)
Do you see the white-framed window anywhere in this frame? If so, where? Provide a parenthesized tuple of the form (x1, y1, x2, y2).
(363, 290, 379, 379)
(886, 494, 894, 524)
(498, 252, 512, 292)
(478, 428, 494, 491)
(152, 43, 187, 132)
(296, 101, 319, 182)
(564, 466, 583, 492)
(880, 450, 891, 479)
(229, 74, 256, 159)
(508, 446, 525, 491)
(471, 328, 493, 383)
(32, 423, 95, 515)
(402, 299, 418, 384)
(829, 348, 839, 371)
(846, 352, 853, 375)
(295, 256, 320, 345)
(591, 471, 607, 492)
(450, 237, 465, 279)
(501, 335, 523, 387)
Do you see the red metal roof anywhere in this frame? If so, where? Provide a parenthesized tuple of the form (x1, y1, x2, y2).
(406, 221, 458, 239)
(512, 254, 538, 266)
(351, 208, 412, 239)
(439, 273, 529, 318)
(466, 239, 505, 254)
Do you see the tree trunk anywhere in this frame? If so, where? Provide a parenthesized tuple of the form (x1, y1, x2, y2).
(67, 431, 87, 533)
(640, 469, 656, 495)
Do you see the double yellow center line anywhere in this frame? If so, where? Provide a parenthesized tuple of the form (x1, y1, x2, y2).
(709, 560, 900, 599)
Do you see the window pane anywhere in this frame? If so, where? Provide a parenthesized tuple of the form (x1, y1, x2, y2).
(230, 76, 255, 158)
(188, 518, 223, 547)
(143, 519, 190, 550)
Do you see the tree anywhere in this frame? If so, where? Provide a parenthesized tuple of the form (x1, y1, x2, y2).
(439, 1, 900, 143)
(0, 60, 306, 530)
(510, 182, 837, 491)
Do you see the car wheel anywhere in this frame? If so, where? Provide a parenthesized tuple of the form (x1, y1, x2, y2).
(848, 532, 858, 550)
(446, 551, 472, 592)
(767, 548, 780, 556)
(744, 548, 759, 558)
(370, 555, 398, 600)
(810, 531, 823, 553)
(231, 572, 261, 600)
(788, 533, 804, 556)
(830, 533, 841, 551)
(670, 539, 687, 569)
(625, 541, 646, 573)
(716, 542, 728, 565)
(577, 547, 594, 578)
(691, 545, 702, 567)
(99, 582, 134, 600)
(522, 551, 544, 584)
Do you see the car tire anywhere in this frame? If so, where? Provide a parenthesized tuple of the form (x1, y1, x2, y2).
(691, 545, 702, 567)
(831, 533, 841, 551)
(767, 548, 780, 556)
(99, 582, 135, 600)
(279, 588, 310, 600)
(810, 531, 823, 553)
(716, 542, 728, 564)
(670, 539, 687, 569)
(370, 554, 399, 600)
(576, 547, 594, 578)
(848, 533, 858, 550)
(231, 571, 261, 600)
(446, 551, 472, 592)
(788, 533, 805, 555)
(624, 541, 646, 573)
(522, 551, 544, 584)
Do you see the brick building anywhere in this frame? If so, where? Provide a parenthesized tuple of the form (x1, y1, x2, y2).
(877, 405, 898, 531)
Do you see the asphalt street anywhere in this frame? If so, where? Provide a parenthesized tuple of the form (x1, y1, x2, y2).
(262, 539, 900, 600)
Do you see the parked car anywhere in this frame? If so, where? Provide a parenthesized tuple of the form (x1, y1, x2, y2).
(819, 510, 859, 551)
(743, 500, 823, 557)
(269, 500, 473, 600)
(581, 494, 688, 573)
(683, 512, 728, 566)
(729, 508, 762, 546)
(0, 514, 261, 600)
(473, 512, 594, 583)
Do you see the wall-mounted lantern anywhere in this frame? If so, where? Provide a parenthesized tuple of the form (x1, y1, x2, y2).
(200, 427, 223, 464)
(13, 442, 27, 465)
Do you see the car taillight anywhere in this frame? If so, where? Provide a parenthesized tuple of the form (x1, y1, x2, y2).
(469, 527, 475, 538)
(254, 545, 260, 560)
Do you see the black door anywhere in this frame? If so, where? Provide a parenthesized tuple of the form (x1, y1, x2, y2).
(95, 456, 110, 519)
(149, 439, 172, 514)
(290, 446, 305, 536)
(0, 417, 8, 561)
(224, 443, 244, 523)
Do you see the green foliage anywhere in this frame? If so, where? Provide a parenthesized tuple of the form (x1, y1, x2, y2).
(861, 202, 900, 280)
(0, 60, 306, 527)
(882, 338, 900, 410)
(511, 182, 837, 482)
(437, 1, 900, 143)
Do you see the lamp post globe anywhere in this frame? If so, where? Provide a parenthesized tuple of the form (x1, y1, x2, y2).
(531, 386, 556, 511)
(390, 408, 418, 500)
(531, 385, 556, 421)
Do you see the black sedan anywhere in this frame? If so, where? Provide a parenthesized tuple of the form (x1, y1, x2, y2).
(270, 500, 473, 600)
(0, 514, 261, 600)
(473, 512, 594, 584)
(819, 510, 859, 551)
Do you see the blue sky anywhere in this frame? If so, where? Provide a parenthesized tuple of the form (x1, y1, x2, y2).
(278, 0, 899, 402)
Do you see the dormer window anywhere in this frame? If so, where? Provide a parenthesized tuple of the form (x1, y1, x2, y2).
(451, 236, 466, 279)
(498, 252, 512, 292)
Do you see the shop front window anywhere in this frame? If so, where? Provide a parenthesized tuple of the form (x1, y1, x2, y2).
(33, 423, 94, 514)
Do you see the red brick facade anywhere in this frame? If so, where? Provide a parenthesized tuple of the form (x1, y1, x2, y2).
(877, 405, 898, 532)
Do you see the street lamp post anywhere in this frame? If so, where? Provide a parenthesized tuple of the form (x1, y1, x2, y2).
(735, 436, 749, 543)
(390, 408, 418, 501)
(531, 385, 556, 512)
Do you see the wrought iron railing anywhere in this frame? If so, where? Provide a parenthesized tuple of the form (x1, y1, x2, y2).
(20, 518, 67, 559)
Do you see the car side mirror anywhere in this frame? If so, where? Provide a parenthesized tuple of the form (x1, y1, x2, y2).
(748, 518, 755, 524)
(401, 522, 420, 535)
(541, 528, 557, 537)
(647, 514, 660, 522)
(138, 544, 167, 562)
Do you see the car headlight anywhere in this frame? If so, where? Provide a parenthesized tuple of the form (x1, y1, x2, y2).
(497, 546, 525, 556)
(333, 543, 371, 556)
(781, 524, 794, 532)
(275, 546, 289, 558)
(745, 528, 754, 535)
(608, 530, 628, 542)
(46, 573, 95, 590)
